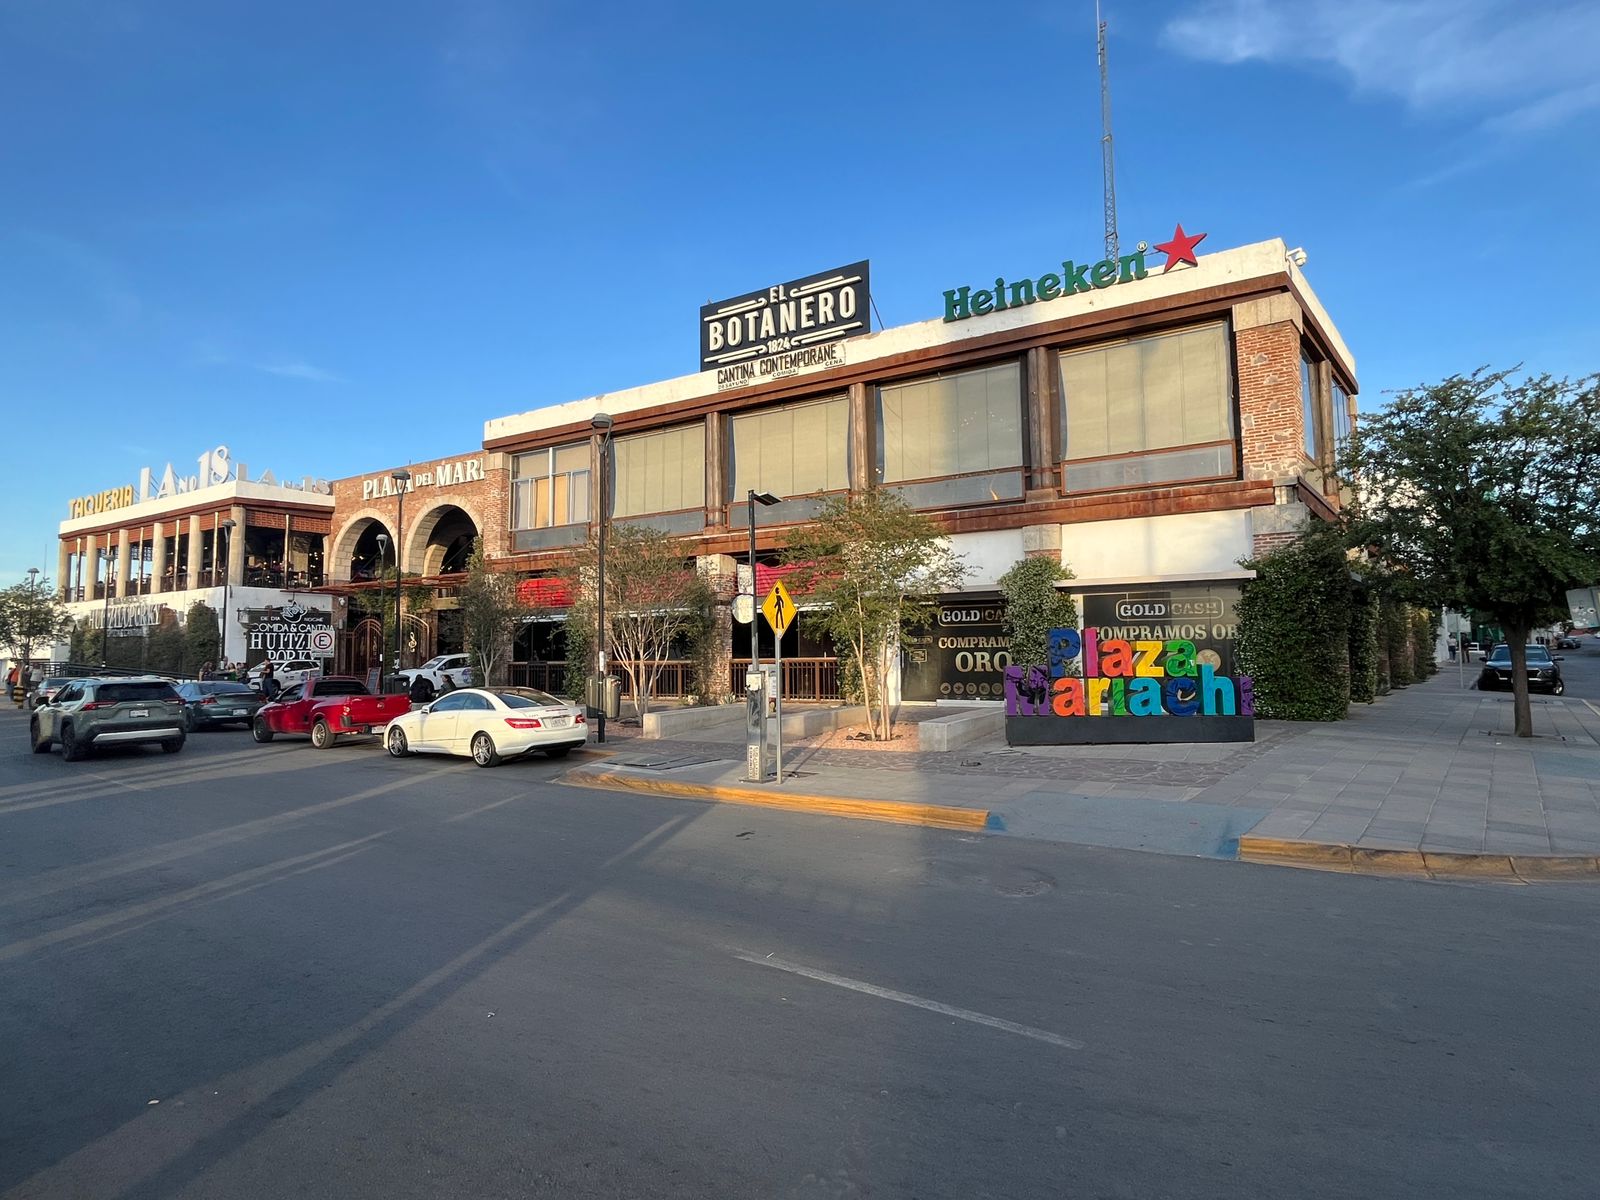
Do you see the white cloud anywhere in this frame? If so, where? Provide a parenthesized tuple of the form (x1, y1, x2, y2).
(1162, 0, 1600, 131)
(251, 360, 344, 384)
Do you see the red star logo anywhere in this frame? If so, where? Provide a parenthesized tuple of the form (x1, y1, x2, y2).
(1153, 223, 1207, 273)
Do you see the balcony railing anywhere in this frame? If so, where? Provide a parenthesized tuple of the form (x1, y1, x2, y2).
(728, 658, 840, 701)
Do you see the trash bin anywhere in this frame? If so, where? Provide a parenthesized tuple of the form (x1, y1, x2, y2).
(586, 673, 622, 720)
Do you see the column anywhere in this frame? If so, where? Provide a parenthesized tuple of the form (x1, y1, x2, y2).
(228, 505, 246, 588)
(83, 533, 99, 599)
(115, 529, 131, 599)
(848, 382, 871, 494)
(57, 540, 71, 600)
(703, 412, 725, 529)
(186, 517, 203, 590)
(152, 521, 168, 592)
(1025, 346, 1059, 499)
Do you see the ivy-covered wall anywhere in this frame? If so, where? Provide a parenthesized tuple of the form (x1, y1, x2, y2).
(1349, 590, 1380, 703)
(1383, 598, 1415, 688)
(1236, 527, 1353, 721)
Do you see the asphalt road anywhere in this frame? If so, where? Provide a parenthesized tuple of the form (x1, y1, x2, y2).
(3, 711, 1599, 1199)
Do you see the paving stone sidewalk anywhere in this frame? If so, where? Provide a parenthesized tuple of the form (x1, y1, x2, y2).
(607, 672, 1600, 857)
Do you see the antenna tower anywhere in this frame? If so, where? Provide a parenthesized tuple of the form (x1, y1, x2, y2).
(1097, 1, 1119, 264)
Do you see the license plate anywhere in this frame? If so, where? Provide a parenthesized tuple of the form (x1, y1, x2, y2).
(547, 716, 570, 728)
(232, 709, 246, 716)
(130, 708, 149, 718)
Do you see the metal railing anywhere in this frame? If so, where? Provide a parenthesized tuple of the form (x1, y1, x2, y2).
(504, 660, 704, 701)
(728, 658, 841, 701)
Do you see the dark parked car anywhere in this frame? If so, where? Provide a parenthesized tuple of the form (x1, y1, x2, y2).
(175, 680, 264, 730)
(1554, 635, 1582, 650)
(1478, 644, 1565, 695)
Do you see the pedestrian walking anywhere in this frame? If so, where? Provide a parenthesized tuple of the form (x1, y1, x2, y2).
(198, 661, 212, 682)
(260, 660, 279, 699)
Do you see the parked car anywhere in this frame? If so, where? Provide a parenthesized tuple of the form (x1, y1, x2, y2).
(252, 676, 412, 748)
(384, 687, 586, 767)
(1477, 644, 1565, 695)
(1554, 635, 1582, 650)
(394, 654, 475, 701)
(30, 676, 186, 761)
(175, 680, 264, 730)
(28, 676, 74, 711)
(246, 658, 324, 693)
(1466, 641, 1483, 661)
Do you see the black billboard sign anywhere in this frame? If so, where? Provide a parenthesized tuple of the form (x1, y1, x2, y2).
(901, 597, 1012, 702)
(1080, 585, 1241, 679)
(245, 600, 334, 661)
(700, 260, 870, 381)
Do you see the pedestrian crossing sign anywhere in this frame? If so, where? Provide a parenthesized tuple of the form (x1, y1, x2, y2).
(761, 580, 796, 638)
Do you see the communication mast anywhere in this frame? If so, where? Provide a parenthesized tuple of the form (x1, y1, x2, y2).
(1097, 0, 1119, 265)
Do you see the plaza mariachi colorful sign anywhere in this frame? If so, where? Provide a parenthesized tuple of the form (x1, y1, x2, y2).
(1003, 625, 1254, 745)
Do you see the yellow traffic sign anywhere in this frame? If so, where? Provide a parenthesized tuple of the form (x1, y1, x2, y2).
(761, 580, 796, 638)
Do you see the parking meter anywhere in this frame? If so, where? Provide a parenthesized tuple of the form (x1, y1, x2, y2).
(745, 670, 772, 782)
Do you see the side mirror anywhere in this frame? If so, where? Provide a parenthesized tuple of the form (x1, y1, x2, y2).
(418, 704, 432, 714)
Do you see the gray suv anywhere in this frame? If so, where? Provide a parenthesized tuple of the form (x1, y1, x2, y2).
(31, 677, 187, 761)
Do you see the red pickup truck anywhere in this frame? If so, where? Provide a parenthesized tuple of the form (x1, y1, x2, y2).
(251, 676, 412, 749)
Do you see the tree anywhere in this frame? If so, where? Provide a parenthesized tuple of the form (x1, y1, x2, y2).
(784, 489, 967, 741)
(996, 557, 1078, 667)
(0, 574, 74, 672)
(1235, 523, 1354, 721)
(564, 524, 715, 718)
(1343, 368, 1600, 736)
(458, 538, 532, 687)
(183, 602, 221, 674)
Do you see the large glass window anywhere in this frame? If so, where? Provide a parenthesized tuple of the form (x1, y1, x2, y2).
(730, 396, 849, 500)
(512, 443, 591, 531)
(1301, 353, 1321, 459)
(1331, 380, 1351, 459)
(876, 362, 1023, 508)
(1058, 323, 1235, 493)
(614, 424, 706, 518)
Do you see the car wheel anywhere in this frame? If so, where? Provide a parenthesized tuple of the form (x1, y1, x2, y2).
(311, 718, 335, 750)
(1554, 681, 1565, 695)
(545, 744, 574, 759)
(471, 732, 500, 768)
(181, 710, 194, 733)
(60, 723, 86, 762)
(161, 735, 185, 754)
(30, 720, 50, 754)
(387, 726, 410, 757)
(252, 716, 275, 743)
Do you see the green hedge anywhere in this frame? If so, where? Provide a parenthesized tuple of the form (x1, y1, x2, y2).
(1383, 599, 1414, 687)
(997, 556, 1078, 666)
(1410, 608, 1437, 679)
(1237, 527, 1352, 720)
(1349, 590, 1380, 703)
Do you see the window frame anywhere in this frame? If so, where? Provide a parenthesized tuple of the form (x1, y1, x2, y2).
(1056, 321, 1239, 496)
(511, 442, 592, 533)
(1301, 351, 1323, 461)
(611, 422, 707, 522)
(726, 393, 852, 506)
(873, 359, 1026, 509)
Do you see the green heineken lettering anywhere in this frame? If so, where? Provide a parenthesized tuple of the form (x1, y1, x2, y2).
(942, 248, 1150, 322)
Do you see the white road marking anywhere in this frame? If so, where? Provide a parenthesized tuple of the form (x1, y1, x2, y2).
(732, 950, 1083, 1051)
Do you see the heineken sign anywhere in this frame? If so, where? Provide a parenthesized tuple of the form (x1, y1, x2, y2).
(700, 261, 869, 376)
(943, 222, 1207, 323)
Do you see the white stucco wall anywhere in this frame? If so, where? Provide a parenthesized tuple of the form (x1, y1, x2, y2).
(1059, 511, 1255, 587)
(946, 529, 1025, 592)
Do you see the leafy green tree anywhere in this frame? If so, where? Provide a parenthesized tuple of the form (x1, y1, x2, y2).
(784, 489, 967, 740)
(1348, 589, 1380, 703)
(0, 574, 74, 673)
(563, 524, 716, 718)
(457, 539, 532, 687)
(1236, 524, 1353, 720)
(183, 602, 221, 674)
(996, 557, 1078, 667)
(1343, 369, 1600, 736)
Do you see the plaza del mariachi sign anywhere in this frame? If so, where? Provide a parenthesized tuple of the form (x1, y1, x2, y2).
(1004, 622, 1254, 745)
(942, 222, 1207, 323)
(701, 261, 870, 388)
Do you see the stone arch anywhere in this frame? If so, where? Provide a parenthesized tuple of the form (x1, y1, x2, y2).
(328, 509, 397, 584)
(403, 497, 487, 578)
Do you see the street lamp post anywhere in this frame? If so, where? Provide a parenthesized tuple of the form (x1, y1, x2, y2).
(99, 548, 112, 665)
(375, 532, 390, 685)
(590, 413, 614, 743)
(22, 567, 39, 695)
(746, 489, 781, 675)
(219, 518, 236, 668)
(391, 469, 411, 688)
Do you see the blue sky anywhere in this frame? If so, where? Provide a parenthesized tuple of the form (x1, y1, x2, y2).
(3, 0, 1597, 583)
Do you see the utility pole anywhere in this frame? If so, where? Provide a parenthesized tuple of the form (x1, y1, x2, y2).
(1097, 0, 1119, 266)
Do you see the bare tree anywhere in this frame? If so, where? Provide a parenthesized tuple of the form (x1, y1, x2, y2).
(458, 539, 533, 687)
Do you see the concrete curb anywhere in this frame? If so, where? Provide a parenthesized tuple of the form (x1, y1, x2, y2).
(565, 767, 999, 833)
(1237, 836, 1600, 883)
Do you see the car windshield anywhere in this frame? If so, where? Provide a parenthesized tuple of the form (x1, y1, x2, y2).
(1487, 645, 1552, 665)
(497, 689, 565, 709)
(202, 682, 256, 695)
(420, 656, 452, 670)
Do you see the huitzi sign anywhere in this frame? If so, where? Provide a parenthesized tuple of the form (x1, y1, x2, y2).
(1003, 625, 1254, 745)
(701, 260, 869, 382)
(246, 600, 334, 661)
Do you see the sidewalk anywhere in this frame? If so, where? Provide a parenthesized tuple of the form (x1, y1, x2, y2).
(570, 671, 1600, 876)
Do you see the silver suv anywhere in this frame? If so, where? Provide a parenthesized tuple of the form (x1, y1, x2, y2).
(31, 676, 186, 761)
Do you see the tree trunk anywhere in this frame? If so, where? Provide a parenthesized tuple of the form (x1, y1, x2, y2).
(1506, 621, 1534, 738)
